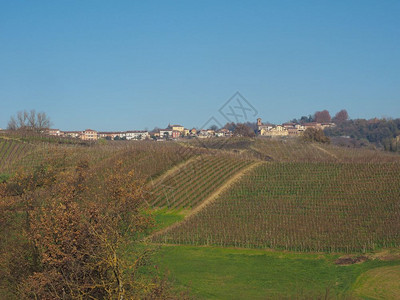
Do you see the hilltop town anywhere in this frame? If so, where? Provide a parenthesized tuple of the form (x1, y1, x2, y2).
(40, 119, 335, 141)
(3, 108, 399, 152)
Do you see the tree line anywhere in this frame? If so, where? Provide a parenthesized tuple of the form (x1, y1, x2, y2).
(325, 118, 400, 151)
(7, 110, 51, 132)
(291, 109, 349, 124)
(291, 109, 400, 151)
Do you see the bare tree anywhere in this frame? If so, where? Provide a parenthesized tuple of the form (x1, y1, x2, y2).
(37, 111, 51, 130)
(7, 116, 18, 131)
(16, 111, 28, 129)
(7, 110, 51, 132)
(27, 109, 37, 128)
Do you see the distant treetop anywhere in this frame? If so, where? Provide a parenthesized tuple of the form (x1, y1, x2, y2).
(7, 109, 51, 132)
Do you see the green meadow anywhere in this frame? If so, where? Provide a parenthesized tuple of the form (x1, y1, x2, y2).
(152, 245, 400, 299)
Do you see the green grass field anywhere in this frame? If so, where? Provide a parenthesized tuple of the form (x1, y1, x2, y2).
(352, 265, 400, 299)
(152, 245, 400, 299)
(150, 208, 186, 232)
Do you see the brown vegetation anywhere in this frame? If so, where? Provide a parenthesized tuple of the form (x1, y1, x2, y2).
(302, 128, 330, 143)
(0, 156, 182, 299)
(335, 256, 368, 265)
(332, 109, 349, 124)
(233, 123, 256, 137)
(314, 110, 331, 123)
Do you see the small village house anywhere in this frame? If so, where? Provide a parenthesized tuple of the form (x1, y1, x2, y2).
(190, 128, 197, 136)
(257, 118, 288, 137)
(47, 129, 61, 136)
(257, 118, 310, 137)
(98, 132, 121, 140)
(219, 128, 232, 137)
(172, 130, 181, 139)
(159, 129, 173, 139)
(304, 122, 323, 130)
(171, 124, 185, 132)
(126, 131, 150, 140)
(81, 129, 98, 141)
(63, 131, 81, 138)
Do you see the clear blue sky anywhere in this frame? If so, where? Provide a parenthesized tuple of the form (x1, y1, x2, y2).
(1, 0, 399, 131)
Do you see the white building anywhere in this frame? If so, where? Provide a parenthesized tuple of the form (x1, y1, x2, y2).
(159, 129, 173, 138)
(63, 131, 82, 138)
(126, 131, 149, 140)
(47, 129, 61, 136)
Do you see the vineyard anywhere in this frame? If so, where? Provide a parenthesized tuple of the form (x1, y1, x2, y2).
(149, 154, 254, 209)
(2, 134, 400, 298)
(184, 137, 400, 163)
(316, 143, 400, 163)
(1, 138, 200, 182)
(251, 139, 400, 163)
(3, 134, 400, 254)
(88, 141, 200, 181)
(184, 137, 254, 151)
(153, 162, 400, 252)
(251, 139, 337, 162)
(0, 138, 34, 172)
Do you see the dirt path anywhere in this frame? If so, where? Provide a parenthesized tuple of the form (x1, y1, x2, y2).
(148, 161, 263, 240)
(311, 144, 340, 161)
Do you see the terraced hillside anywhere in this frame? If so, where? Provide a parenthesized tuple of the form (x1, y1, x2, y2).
(89, 141, 200, 180)
(315, 142, 400, 163)
(185, 137, 400, 163)
(149, 154, 254, 209)
(0, 138, 34, 172)
(252, 139, 400, 163)
(2, 135, 400, 299)
(4, 139, 199, 182)
(153, 162, 400, 252)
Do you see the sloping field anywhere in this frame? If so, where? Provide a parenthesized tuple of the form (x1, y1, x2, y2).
(252, 139, 337, 162)
(149, 154, 254, 209)
(153, 162, 400, 252)
(0, 138, 34, 172)
(8, 140, 198, 182)
(185, 137, 254, 150)
(318, 143, 400, 163)
(90, 141, 199, 180)
(252, 139, 400, 163)
(352, 265, 400, 299)
(155, 246, 400, 299)
(10, 143, 102, 172)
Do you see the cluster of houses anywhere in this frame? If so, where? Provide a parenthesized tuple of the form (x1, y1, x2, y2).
(43, 119, 336, 141)
(257, 118, 336, 137)
(46, 124, 233, 141)
(154, 125, 232, 139)
(47, 129, 150, 141)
